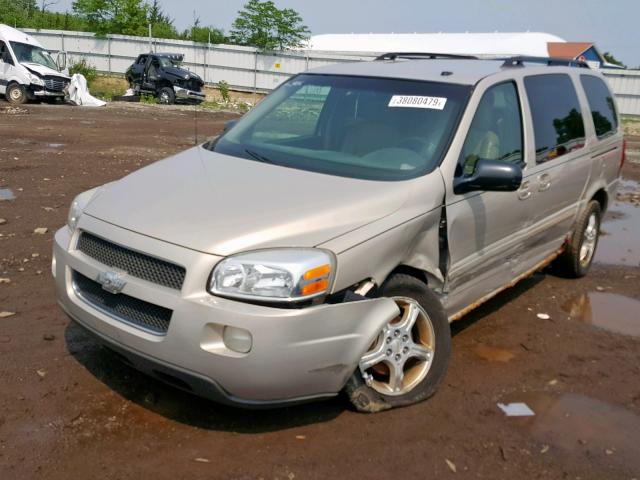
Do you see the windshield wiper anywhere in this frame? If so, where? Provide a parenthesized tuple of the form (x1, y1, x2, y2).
(245, 149, 274, 164)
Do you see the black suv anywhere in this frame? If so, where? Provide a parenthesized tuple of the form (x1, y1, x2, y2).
(125, 53, 205, 104)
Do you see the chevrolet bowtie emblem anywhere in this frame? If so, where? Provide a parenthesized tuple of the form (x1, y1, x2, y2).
(97, 271, 126, 294)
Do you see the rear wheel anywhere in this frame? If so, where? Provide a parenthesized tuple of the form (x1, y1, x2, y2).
(6, 83, 27, 105)
(345, 274, 451, 413)
(158, 86, 175, 105)
(553, 200, 601, 278)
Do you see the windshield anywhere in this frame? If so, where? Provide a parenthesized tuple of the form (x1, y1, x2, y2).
(10, 41, 57, 70)
(158, 57, 182, 68)
(209, 74, 470, 181)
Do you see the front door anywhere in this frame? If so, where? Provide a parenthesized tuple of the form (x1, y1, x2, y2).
(444, 80, 532, 316)
(0, 40, 14, 95)
(142, 56, 160, 91)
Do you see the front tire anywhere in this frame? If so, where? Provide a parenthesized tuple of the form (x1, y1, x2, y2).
(553, 200, 601, 278)
(345, 274, 452, 413)
(158, 86, 175, 105)
(6, 83, 27, 105)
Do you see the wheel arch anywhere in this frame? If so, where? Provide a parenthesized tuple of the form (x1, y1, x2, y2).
(385, 264, 443, 292)
(154, 79, 174, 92)
(591, 188, 608, 213)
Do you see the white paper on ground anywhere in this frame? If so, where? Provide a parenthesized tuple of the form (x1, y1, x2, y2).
(67, 74, 106, 107)
(497, 402, 536, 417)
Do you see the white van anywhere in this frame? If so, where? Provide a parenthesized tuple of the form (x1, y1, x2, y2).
(0, 24, 69, 104)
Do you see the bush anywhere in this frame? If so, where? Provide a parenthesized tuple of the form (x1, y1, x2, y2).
(68, 58, 98, 84)
(217, 80, 230, 103)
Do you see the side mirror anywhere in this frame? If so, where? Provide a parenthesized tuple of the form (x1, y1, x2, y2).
(453, 159, 523, 195)
(56, 51, 67, 71)
(1, 51, 12, 64)
(223, 119, 239, 132)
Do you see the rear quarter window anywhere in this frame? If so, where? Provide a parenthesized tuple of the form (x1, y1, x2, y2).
(524, 74, 586, 163)
(580, 75, 618, 138)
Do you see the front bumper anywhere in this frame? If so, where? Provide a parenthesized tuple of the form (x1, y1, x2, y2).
(33, 89, 65, 97)
(27, 87, 66, 99)
(174, 86, 205, 102)
(53, 215, 399, 407)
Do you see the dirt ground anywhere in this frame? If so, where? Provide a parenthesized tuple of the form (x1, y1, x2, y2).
(1, 103, 639, 480)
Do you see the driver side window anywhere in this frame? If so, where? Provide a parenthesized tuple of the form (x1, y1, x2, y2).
(460, 81, 523, 175)
(0, 41, 12, 65)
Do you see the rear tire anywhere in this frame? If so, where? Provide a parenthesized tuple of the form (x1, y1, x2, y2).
(6, 83, 27, 105)
(552, 200, 601, 278)
(345, 273, 451, 413)
(158, 86, 175, 105)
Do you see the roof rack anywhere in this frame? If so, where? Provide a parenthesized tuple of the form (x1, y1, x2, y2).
(500, 56, 589, 68)
(375, 52, 478, 61)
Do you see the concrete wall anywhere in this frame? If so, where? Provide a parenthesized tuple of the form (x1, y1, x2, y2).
(24, 28, 372, 93)
(602, 69, 640, 117)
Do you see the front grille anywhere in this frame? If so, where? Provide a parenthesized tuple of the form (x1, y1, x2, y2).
(73, 271, 172, 335)
(77, 232, 186, 290)
(185, 78, 202, 92)
(43, 76, 68, 92)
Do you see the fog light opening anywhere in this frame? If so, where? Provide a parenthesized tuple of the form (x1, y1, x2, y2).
(223, 326, 253, 354)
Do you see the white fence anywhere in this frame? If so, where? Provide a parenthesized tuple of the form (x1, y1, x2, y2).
(23, 28, 640, 115)
(600, 69, 640, 117)
(24, 28, 372, 93)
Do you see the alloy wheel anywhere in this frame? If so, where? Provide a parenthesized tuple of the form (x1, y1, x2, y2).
(358, 297, 436, 396)
(579, 212, 598, 267)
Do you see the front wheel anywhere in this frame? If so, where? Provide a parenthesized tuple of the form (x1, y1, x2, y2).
(345, 274, 451, 413)
(158, 86, 175, 105)
(6, 83, 27, 105)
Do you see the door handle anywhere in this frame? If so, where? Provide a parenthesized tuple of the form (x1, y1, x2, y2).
(538, 173, 552, 192)
(518, 180, 531, 200)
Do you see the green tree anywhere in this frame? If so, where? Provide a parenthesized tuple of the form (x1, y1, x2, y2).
(602, 52, 625, 68)
(229, 0, 310, 50)
(184, 25, 226, 44)
(72, 0, 149, 36)
(147, 0, 177, 38)
(0, 0, 38, 26)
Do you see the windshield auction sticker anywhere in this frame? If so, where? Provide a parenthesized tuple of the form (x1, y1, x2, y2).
(388, 95, 447, 110)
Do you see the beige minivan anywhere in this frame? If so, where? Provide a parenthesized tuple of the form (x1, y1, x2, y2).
(53, 54, 623, 412)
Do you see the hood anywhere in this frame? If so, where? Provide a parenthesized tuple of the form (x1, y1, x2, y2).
(21, 62, 69, 79)
(84, 147, 409, 256)
(162, 66, 202, 83)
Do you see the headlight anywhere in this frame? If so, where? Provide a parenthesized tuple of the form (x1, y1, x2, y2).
(67, 197, 83, 232)
(66, 187, 102, 232)
(209, 249, 336, 303)
(28, 73, 44, 86)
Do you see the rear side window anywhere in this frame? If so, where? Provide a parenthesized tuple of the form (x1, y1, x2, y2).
(525, 74, 585, 163)
(580, 75, 618, 138)
(460, 81, 523, 175)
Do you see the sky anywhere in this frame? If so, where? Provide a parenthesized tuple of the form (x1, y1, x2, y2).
(51, 0, 639, 67)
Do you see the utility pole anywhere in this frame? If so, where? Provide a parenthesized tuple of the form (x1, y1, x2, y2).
(148, 23, 152, 52)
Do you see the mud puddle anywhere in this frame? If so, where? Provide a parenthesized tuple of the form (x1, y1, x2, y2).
(562, 292, 640, 337)
(501, 392, 640, 473)
(0, 187, 16, 201)
(597, 203, 640, 267)
(473, 344, 515, 362)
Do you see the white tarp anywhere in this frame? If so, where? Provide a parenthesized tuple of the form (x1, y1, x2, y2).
(67, 74, 106, 107)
